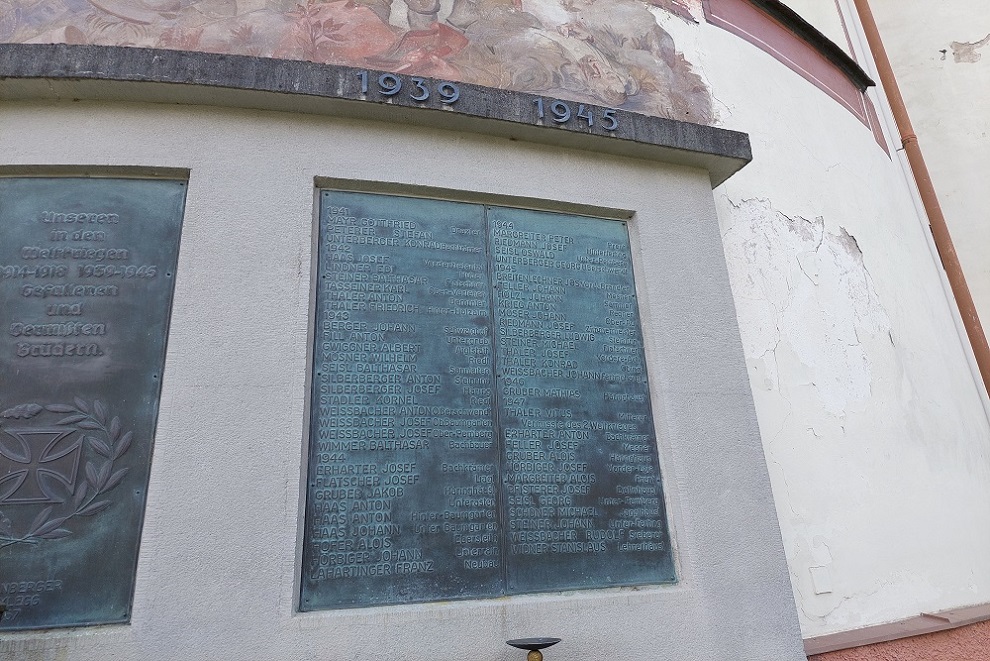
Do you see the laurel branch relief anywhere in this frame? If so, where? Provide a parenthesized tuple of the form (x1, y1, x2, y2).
(0, 399, 133, 549)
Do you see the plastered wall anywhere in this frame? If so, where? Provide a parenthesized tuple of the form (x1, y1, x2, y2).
(0, 100, 803, 661)
(871, 1, 990, 357)
(660, 6, 990, 639)
(780, 0, 853, 54)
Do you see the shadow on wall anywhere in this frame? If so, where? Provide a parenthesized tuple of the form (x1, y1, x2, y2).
(0, 0, 713, 123)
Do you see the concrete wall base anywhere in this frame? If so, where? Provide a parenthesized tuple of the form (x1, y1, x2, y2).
(810, 619, 990, 660)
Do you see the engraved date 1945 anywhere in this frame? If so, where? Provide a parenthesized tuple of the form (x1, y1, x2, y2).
(533, 98, 619, 132)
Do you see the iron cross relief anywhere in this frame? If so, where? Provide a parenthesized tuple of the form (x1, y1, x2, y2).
(0, 428, 83, 504)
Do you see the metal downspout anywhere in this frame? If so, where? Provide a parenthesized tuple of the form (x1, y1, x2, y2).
(852, 0, 990, 397)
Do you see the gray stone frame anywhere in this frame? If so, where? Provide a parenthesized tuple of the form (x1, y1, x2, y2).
(0, 47, 808, 657)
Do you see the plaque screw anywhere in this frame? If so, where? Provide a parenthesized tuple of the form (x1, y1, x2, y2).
(507, 638, 560, 661)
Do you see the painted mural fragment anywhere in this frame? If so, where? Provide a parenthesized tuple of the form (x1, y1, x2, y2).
(0, 0, 712, 123)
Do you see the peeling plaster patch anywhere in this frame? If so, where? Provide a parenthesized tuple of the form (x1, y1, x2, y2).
(810, 537, 834, 594)
(951, 34, 990, 63)
(811, 535, 834, 566)
(810, 566, 833, 595)
(720, 198, 891, 416)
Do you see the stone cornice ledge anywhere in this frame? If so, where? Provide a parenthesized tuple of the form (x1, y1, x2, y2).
(0, 44, 751, 188)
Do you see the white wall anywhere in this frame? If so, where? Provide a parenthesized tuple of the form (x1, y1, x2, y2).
(660, 8, 990, 638)
(871, 1, 990, 348)
(781, 0, 853, 54)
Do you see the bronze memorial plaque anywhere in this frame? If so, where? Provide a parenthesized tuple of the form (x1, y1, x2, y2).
(301, 191, 672, 610)
(0, 177, 186, 630)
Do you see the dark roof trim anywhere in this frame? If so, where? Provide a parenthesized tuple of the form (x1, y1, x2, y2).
(0, 44, 752, 187)
(702, 0, 887, 153)
(749, 0, 874, 91)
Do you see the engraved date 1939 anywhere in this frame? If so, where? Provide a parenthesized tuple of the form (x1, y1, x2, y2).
(356, 71, 460, 105)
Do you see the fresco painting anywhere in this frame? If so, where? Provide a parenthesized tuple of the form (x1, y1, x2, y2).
(0, 0, 712, 123)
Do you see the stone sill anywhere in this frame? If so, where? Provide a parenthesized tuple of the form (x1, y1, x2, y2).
(804, 602, 990, 655)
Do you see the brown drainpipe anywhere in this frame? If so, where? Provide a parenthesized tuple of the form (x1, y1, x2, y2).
(852, 0, 990, 397)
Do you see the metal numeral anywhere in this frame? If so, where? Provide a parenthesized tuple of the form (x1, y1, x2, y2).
(410, 77, 430, 102)
(532, 98, 619, 132)
(354, 71, 460, 105)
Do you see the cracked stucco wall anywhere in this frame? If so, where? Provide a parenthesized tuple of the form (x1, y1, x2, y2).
(674, 5, 990, 639)
(719, 189, 990, 637)
(721, 200, 890, 418)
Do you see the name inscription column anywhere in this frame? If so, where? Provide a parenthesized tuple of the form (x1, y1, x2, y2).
(302, 192, 501, 610)
(489, 207, 673, 593)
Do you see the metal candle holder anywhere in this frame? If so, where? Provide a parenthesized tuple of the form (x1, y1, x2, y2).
(506, 637, 561, 661)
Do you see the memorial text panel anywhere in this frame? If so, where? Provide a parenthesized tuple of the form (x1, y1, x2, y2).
(0, 177, 186, 630)
(302, 192, 672, 610)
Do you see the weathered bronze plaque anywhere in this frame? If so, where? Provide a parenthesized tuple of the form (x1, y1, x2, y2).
(303, 194, 499, 610)
(0, 177, 186, 630)
(301, 191, 672, 610)
(489, 207, 672, 593)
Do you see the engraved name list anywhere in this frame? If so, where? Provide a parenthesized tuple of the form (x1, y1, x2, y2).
(301, 191, 672, 611)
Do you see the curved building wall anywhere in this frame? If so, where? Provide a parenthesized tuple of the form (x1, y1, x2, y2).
(702, 13, 990, 636)
(779, 0, 853, 54)
(871, 0, 990, 356)
(2, 0, 990, 657)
